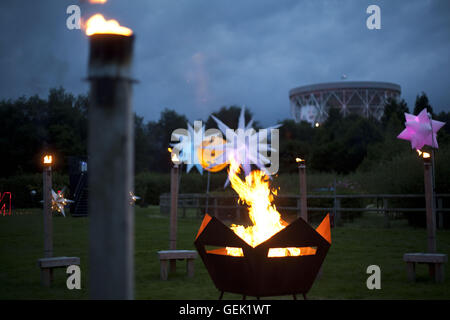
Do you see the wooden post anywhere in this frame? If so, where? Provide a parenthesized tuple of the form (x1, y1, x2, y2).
(169, 165, 179, 250)
(214, 198, 218, 218)
(88, 34, 135, 300)
(424, 159, 437, 253)
(437, 197, 443, 230)
(298, 161, 308, 222)
(196, 197, 200, 218)
(43, 166, 53, 258)
(169, 165, 179, 274)
(182, 198, 186, 218)
(383, 198, 390, 228)
(334, 198, 341, 227)
(41, 164, 53, 286)
(205, 171, 211, 214)
(332, 178, 336, 227)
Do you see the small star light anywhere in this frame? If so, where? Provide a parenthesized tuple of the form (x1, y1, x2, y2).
(51, 189, 73, 217)
(209, 107, 281, 178)
(397, 108, 445, 150)
(129, 191, 140, 206)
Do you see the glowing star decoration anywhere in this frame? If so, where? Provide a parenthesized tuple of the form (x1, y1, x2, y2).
(209, 107, 281, 183)
(397, 108, 445, 150)
(129, 191, 140, 206)
(51, 189, 73, 217)
(171, 121, 220, 174)
(198, 136, 228, 172)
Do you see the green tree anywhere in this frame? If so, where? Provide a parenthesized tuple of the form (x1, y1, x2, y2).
(381, 98, 409, 128)
(413, 92, 433, 116)
(205, 106, 260, 130)
(310, 114, 383, 174)
(0, 88, 88, 177)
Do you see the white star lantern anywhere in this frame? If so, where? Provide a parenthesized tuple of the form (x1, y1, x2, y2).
(397, 108, 445, 150)
(51, 189, 73, 217)
(209, 107, 281, 184)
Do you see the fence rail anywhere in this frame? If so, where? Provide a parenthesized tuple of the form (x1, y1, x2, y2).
(159, 193, 450, 228)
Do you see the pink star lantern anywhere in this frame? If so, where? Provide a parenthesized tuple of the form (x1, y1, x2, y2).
(397, 108, 445, 150)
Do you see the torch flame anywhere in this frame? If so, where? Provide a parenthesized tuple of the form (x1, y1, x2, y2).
(226, 159, 302, 257)
(85, 14, 133, 36)
(43, 155, 53, 165)
(416, 149, 431, 159)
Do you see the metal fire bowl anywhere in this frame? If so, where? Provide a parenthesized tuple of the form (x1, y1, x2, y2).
(194, 214, 331, 298)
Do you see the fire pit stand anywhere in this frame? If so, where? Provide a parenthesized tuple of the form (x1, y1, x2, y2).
(194, 214, 331, 300)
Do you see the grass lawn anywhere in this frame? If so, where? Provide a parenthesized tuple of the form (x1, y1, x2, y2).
(0, 206, 449, 300)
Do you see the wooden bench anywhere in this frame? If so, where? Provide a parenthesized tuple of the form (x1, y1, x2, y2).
(403, 253, 447, 283)
(37, 256, 80, 287)
(157, 250, 197, 280)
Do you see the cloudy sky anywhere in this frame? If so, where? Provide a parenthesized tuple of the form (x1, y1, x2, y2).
(0, 0, 449, 126)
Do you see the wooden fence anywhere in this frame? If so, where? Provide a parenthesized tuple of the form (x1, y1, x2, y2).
(159, 193, 450, 228)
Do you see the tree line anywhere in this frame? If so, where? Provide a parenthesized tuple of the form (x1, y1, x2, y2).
(1, 87, 449, 178)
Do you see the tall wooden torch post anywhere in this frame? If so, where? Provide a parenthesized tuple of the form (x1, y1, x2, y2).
(41, 155, 54, 286)
(169, 162, 180, 273)
(423, 155, 437, 253)
(43, 155, 53, 259)
(87, 34, 135, 299)
(297, 158, 308, 222)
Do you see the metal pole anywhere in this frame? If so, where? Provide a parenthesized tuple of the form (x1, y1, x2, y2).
(169, 164, 179, 274)
(205, 171, 211, 214)
(169, 164, 179, 250)
(333, 177, 336, 227)
(88, 34, 135, 299)
(43, 166, 53, 258)
(424, 158, 437, 253)
(298, 161, 308, 222)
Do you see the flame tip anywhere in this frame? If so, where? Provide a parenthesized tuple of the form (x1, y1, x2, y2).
(85, 13, 133, 36)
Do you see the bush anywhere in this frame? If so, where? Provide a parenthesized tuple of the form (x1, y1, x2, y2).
(135, 170, 230, 206)
(351, 147, 450, 228)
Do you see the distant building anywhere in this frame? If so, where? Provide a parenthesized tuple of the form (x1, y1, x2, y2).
(289, 81, 401, 126)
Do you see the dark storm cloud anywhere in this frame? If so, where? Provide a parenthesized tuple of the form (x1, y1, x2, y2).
(0, 0, 449, 126)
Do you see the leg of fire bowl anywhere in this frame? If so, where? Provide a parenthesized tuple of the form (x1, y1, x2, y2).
(218, 291, 224, 300)
(303, 293, 307, 300)
(293, 294, 297, 300)
(242, 295, 246, 300)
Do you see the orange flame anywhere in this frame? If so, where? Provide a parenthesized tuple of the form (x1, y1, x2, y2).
(226, 159, 302, 257)
(85, 14, 132, 36)
(43, 155, 53, 165)
(88, 0, 108, 3)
